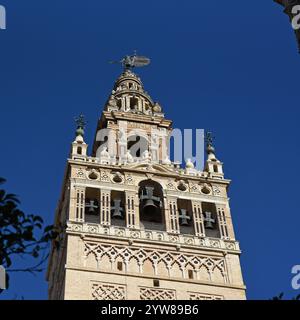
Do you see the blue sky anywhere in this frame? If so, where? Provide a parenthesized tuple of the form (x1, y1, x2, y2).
(0, 1, 300, 300)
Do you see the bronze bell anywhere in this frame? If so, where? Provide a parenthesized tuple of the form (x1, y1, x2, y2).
(141, 186, 160, 214)
(179, 208, 191, 226)
(111, 199, 124, 219)
(143, 199, 157, 212)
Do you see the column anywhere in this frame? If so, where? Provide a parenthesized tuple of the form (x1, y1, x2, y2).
(100, 189, 111, 226)
(150, 128, 160, 163)
(69, 185, 85, 222)
(118, 121, 128, 164)
(125, 191, 139, 229)
(216, 204, 230, 240)
(191, 201, 205, 237)
(165, 197, 179, 234)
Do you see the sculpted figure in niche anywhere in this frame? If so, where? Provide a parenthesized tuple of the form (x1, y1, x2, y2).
(126, 150, 134, 163)
(142, 150, 151, 162)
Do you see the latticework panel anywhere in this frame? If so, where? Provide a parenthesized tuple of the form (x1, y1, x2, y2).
(91, 282, 126, 300)
(140, 287, 176, 300)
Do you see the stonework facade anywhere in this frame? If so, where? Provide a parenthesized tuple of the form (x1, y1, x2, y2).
(47, 61, 246, 300)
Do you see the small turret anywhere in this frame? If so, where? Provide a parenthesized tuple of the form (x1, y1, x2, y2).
(204, 131, 224, 178)
(71, 114, 88, 158)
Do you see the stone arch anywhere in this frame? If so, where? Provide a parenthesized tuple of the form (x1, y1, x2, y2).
(170, 260, 182, 278)
(84, 250, 98, 269)
(128, 255, 140, 274)
(143, 258, 154, 276)
(198, 264, 211, 282)
(156, 259, 169, 277)
(138, 179, 165, 231)
(212, 264, 225, 283)
(185, 261, 195, 279)
(115, 255, 125, 272)
(99, 252, 111, 271)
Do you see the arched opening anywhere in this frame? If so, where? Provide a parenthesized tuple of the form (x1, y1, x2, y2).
(77, 146, 82, 155)
(177, 199, 194, 235)
(188, 269, 194, 279)
(213, 165, 218, 173)
(201, 202, 220, 238)
(130, 96, 139, 111)
(88, 171, 98, 180)
(127, 134, 148, 158)
(139, 180, 164, 231)
(117, 98, 122, 109)
(110, 190, 126, 227)
(85, 188, 100, 223)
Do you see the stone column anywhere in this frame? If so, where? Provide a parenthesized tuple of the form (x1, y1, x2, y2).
(165, 196, 179, 234)
(125, 191, 139, 229)
(100, 189, 111, 226)
(191, 201, 205, 237)
(150, 128, 160, 163)
(118, 121, 128, 164)
(69, 185, 85, 222)
(216, 204, 230, 240)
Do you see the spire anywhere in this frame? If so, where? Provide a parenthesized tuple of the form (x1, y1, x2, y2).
(105, 52, 163, 117)
(204, 131, 224, 177)
(71, 114, 88, 157)
(205, 131, 216, 160)
(74, 114, 86, 138)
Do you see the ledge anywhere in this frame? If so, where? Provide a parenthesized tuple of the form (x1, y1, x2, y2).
(66, 221, 241, 254)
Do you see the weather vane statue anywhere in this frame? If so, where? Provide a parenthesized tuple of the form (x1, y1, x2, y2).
(110, 51, 151, 71)
(205, 131, 215, 147)
(74, 114, 87, 137)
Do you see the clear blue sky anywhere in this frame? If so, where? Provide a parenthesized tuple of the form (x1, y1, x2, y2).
(1, 1, 299, 300)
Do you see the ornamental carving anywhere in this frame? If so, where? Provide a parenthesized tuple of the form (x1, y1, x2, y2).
(100, 170, 110, 182)
(83, 242, 228, 283)
(212, 185, 221, 196)
(189, 292, 223, 300)
(140, 287, 176, 300)
(91, 282, 126, 300)
(190, 183, 199, 193)
(76, 168, 85, 179)
(166, 180, 176, 190)
(125, 174, 134, 185)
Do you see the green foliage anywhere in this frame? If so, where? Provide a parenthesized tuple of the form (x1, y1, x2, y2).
(0, 177, 58, 293)
(272, 292, 284, 300)
(272, 292, 300, 300)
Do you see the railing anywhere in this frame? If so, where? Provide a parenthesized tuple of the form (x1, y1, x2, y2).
(67, 221, 240, 252)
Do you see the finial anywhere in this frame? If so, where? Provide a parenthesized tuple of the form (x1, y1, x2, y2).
(74, 114, 86, 137)
(205, 131, 215, 155)
(110, 51, 151, 71)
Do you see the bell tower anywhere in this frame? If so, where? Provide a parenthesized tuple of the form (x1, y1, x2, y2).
(47, 54, 246, 300)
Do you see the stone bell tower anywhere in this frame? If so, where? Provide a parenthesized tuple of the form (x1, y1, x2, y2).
(47, 54, 246, 300)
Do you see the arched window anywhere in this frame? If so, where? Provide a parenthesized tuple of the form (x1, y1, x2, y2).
(201, 202, 220, 238)
(85, 188, 100, 224)
(130, 97, 139, 110)
(177, 199, 194, 235)
(139, 180, 164, 231)
(110, 190, 126, 227)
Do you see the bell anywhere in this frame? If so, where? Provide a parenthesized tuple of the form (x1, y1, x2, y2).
(140, 186, 161, 219)
(111, 199, 124, 219)
(143, 199, 157, 212)
(203, 211, 215, 229)
(179, 209, 191, 226)
(85, 199, 99, 215)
